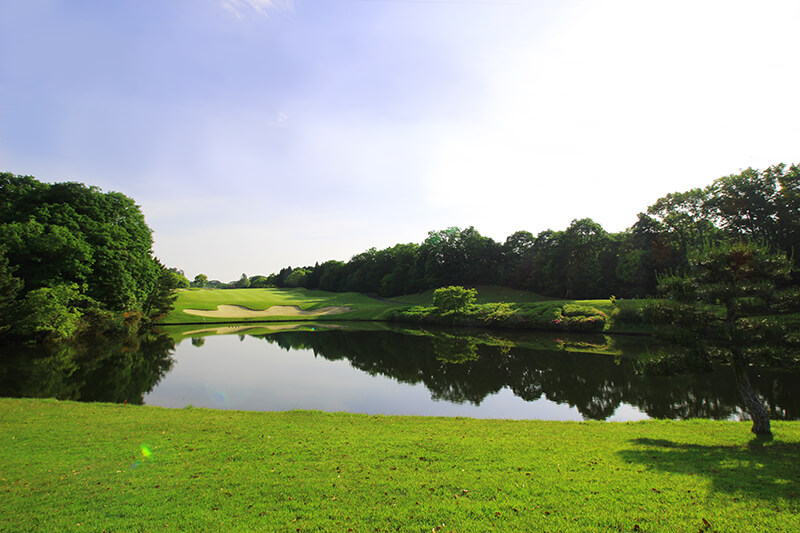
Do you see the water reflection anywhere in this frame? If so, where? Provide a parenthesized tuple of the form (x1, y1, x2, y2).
(1, 323, 798, 421)
(250, 326, 799, 421)
(0, 329, 175, 404)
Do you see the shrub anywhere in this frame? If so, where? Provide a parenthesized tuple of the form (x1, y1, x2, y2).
(432, 286, 477, 312)
(556, 304, 607, 332)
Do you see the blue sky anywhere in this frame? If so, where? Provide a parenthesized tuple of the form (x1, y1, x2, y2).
(2, 0, 799, 281)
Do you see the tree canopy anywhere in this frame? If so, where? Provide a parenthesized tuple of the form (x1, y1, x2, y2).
(228, 165, 786, 300)
(0, 172, 179, 341)
(646, 241, 800, 435)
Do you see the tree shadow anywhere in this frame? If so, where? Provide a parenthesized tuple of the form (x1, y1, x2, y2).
(618, 437, 800, 502)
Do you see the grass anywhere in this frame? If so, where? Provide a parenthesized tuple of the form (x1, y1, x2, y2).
(2, 398, 799, 532)
(162, 288, 406, 324)
(163, 287, 653, 333)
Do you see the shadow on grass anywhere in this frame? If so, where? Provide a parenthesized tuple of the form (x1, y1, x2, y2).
(618, 437, 800, 502)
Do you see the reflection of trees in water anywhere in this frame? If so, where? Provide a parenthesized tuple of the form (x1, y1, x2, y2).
(259, 329, 800, 421)
(0, 329, 176, 404)
(4, 326, 795, 420)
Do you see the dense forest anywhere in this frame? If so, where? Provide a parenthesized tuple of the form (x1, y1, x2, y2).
(0, 173, 189, 341)
(205, 164, 799, 299)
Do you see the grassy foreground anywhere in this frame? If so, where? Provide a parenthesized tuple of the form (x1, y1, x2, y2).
(2, 398, 799, 532)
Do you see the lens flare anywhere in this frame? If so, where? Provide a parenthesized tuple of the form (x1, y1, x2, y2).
(141, 444, 152, 458)
(213, 391, 228, 406)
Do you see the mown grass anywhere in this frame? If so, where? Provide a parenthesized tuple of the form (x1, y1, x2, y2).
(2, 399, 799, 532)
(163, 288, 404, 324)
(162, 287, 653, 333)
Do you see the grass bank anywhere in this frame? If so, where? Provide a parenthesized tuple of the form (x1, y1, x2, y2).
(162, 288, 405, 324)
(392, 298, 653, 334)
(162, 287, 653, 333)
(2, 398, 798, 531)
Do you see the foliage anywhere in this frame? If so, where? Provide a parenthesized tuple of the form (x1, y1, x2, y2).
(393, 294, 609, 333)
(0, 247, 23, 333)
(649, 240, 800, 435)
(284, 268, 310, 288)
(14, 284, 82, 341)
(432, 285, 477, 312)
(233, 273, 251, 288)
(192, 273, 208, 288)
(0, 172, 181, 341)
(249, 162, 798, 302)
(654, 241, 799, 366)
(165, 268, 190, 289)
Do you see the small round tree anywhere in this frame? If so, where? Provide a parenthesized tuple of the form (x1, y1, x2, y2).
(432, 286, 477, 313)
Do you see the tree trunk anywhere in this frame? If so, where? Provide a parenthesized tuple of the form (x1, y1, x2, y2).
(733, 362, 772, 436)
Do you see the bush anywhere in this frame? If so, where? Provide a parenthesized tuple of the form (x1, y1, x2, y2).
(561, 304, 605, 318)
(554, 304, 607, 332)
(432, 286, 477, 312)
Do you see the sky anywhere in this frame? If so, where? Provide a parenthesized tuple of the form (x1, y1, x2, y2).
(1, 0, 799, 282)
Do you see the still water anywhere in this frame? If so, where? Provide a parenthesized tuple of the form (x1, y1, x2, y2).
(2, 322, 798, 421)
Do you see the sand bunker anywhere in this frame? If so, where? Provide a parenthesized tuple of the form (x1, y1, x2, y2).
(183, 304, 351, 318)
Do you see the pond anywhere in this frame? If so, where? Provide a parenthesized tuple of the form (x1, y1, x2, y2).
(1, 322, 798, 422)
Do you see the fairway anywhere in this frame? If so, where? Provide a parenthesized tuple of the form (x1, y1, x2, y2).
(2, 398, 798, 532)
(162, 287, 408, 324)
(160, 286, 558, 325)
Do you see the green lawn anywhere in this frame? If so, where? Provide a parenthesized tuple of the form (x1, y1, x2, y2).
(162, 287, 407, 324)
(161, 286, 555, 325)
(2, 398, 798, 532)
(162, 287, 658, 335)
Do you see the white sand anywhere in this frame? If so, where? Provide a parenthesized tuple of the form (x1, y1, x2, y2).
(182, 304, 351, 318)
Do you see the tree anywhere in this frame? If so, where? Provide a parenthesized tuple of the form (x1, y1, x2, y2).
(142, 261, 185, 320)
(422, 227, 499, 288)
(0, 173, 164, 314)
(500, 230, 535, 288)
(193, 273, 208, 288)
(248, 275, 272, 288)
(166, 268, 190, 289)
(432, 286, 477, 312)
(0, 247, 23, 334)
(16, 284, 82, 341)
(651, 240, 800, 436)
(285, 268, 309, 288)
(233, 273, 251, 288)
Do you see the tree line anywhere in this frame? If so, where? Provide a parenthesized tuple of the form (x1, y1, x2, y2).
(0, 173, 189, 341)
(200, 164, 799, 299)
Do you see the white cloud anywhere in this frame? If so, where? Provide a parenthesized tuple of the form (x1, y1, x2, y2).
(220, 0, 293, 18)
(270, 111, 288, 126)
